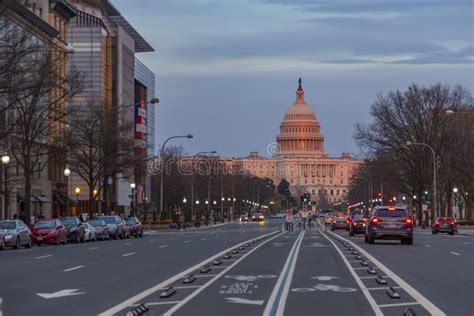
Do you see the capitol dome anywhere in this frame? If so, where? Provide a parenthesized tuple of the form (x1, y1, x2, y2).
(276, 78, 327, 158)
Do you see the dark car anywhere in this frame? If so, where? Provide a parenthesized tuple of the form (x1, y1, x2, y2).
(349, 214, 368, 236)
(125, 217, 143, 238)
(331, 215, 350, 231)
(432, 217, 457, 235)
(31, 219, 67, 246)
(365, 206, 413, 245)
(60, 217, 85, 243)
(88, 219, 110, 240)
(251, 213, 265, 222)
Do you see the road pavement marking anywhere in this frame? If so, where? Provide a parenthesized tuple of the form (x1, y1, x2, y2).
(124, 242, 132, 245)
(194, 274, 218, 278)
(64, 265, 84, 272)
(450, 251, 460, 256)
(424, 244, 432, 248)
(379, 302, 420, 308)
(184, 241, 190, 243)
(88, 247, 99, 250)
(367, 286, 401, 291)
(328, 232, 446, 316)
(35, 255, 52, 259)
(359, 276, 387, 279)
(99, 230, 281, 316)
(164, 232, 284, 316)
(130, 301, 181, 307)
(353, 267, 376, 270)
(122, 252, 136, 257)
(159, 245, 168, 248)
(36, 289, 85, 299)
(263, 231, 305, 316)
(225, 297, 265, 305)
(320, 232, 383, 316)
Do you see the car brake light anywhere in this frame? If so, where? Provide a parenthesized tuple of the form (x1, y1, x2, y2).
(371, 218, 381, 224)
(388, 207, 396, 211)
(352, 222, 357, 226)
(435, 221, 440, 225)
(405, 218, 412, 224)
(449, 221, 454, 225)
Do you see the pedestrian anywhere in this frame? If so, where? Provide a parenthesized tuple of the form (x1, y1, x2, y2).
(301, 209, 308, 229)
(286, 209, 294, 231)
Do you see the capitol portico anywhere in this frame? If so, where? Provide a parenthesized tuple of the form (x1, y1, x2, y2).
(234, 79, 362, 203)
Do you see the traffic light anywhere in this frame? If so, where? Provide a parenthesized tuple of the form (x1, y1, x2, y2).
(377, 192, 382, 198)
(423, 189, 429, 196)
(300, 192, 305, 202)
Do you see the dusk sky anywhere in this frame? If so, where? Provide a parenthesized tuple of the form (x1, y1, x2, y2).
(113, 0, 473, 159)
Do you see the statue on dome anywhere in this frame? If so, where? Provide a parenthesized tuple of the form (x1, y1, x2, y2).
(298, 77, 302, 91)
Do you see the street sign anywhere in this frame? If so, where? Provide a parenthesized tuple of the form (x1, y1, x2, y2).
(422, 204, 428, 211)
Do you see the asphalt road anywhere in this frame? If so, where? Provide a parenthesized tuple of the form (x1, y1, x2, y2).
(0, 220, 472, 315)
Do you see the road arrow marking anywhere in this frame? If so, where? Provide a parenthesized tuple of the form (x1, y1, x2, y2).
(225, 297, 264, 305)
(310, 276, 339, 281)
(36, 289, 85, 299)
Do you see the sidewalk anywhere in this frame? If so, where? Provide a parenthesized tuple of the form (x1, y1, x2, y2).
(457, 225, 474, 236)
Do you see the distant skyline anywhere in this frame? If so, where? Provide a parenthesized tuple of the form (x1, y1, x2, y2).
(113, 0, 473, 158)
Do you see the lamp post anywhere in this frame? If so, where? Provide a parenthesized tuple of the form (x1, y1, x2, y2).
(107, 176, 113, 214)
(64, 166, 71, 216)
(360, 171, 373, 206)
(130, 183, 136, 216)
(453, 187, 458, 219)
(160, 134, 193, 220)
(74, 187, 80, 215)
(1, 153, 10, 220)
(190, 151, 216, 221)
(406, 141, 438, 220)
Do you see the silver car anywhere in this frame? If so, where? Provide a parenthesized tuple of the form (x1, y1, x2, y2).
(88, 219, 110, 240)
(0, 230, 5, 250)
(97, 215, 126, 239)
(0, 220, 32, 249)
(83, 222, 97, 242)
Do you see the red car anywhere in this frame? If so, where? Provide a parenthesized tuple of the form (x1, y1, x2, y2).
(125, 217, 143, 238)
(31, 219, 67, 246)
(432, 217, 457, 235)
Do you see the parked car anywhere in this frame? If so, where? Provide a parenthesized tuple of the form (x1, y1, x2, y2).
(97, 215, 126, 239)
(121, 219, 131, 239)
(60, 217, 85, 243)
(365, 206, 413, 245)
(88, 219, 110, 240)
(125, 217, 143, 238)
(83, 222, 97, 241)
(0, 230, 5, 250)
(0, 220, 32, 249)
(349, 215, 368, 236)
(331, 216, 350, 231)
(432, 217, 457, 235)
(31, 219, 67, 246)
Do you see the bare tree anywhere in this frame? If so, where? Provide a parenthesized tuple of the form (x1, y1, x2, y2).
(67, 102, 139, 217)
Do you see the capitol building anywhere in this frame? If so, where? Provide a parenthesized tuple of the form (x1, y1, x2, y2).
(232, 79, 362, 203)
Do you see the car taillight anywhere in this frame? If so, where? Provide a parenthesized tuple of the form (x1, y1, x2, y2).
(352, 222, 357, 226)
(435, 221, 440, 225)
(371, 218, 381, 224)
(405, 218, 412, 224)
(449, 221, 454, 225)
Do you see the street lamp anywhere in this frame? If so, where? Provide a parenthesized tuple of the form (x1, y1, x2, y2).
(160, 134, 193, 220)
(183, 197, 187, 204)
(64, 166, 71, 216)
(1, 153, 10, 220)
(75, 187, 80, 214)
(406, 141, 438, 218)
(130, 183, 136, 215)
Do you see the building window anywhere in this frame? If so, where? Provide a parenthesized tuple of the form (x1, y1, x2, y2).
(330, 189, 334, 195)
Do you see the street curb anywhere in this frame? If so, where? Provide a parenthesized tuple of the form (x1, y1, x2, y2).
(143, 221, 235, 233)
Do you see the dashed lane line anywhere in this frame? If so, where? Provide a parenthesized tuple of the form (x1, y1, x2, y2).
(424, 244, 432, 248)
(329, 232, 446, 316)
(35, 255, 52, 259)
(99, 230, 280, 316)
(367, 286, 401, 291)
(64, 265, 84, 272)
(158, 245, 168, 248)
(320, 232, 383, 316)
(450, 251, 460, 256)
(89, 247, 99, 250)
(464, 242, 471, 245)
(130, 301, 181, 307)
(379, 302, 421, 308)
(122, 252, 136, 257)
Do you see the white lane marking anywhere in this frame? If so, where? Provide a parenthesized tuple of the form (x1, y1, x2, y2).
(194, 274, 218, 278)
(226, 297, 265, 305)
(88, 247, 99, 250)
(159, 245, 168, 248)
(64, 266, 84, 272)
(367, 286, 401, 291)
(35, 255, 52, 259)
(424, 244, 432, 248)
(329, 232, 446, 315)
(263, 231, 305, 316)
(320, 233, 383, 316)
(184, 241, 190, 243)
(463, 242, 470, 245)
(201, 238, 206, 241)
(353, 267, 376, 270)
(124, 242, 132, 245)
(450, 251, 460, 256)
(163, 286, 200, 290)
(122, 252, 136, 257)
(130, 301, 180, 307)
(379, 302, 420, 308)
(164, 232, 284, 316)
(359, 276, 387, 279)
(99, 231, 280, 316)
(36, 289, 85, 299)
